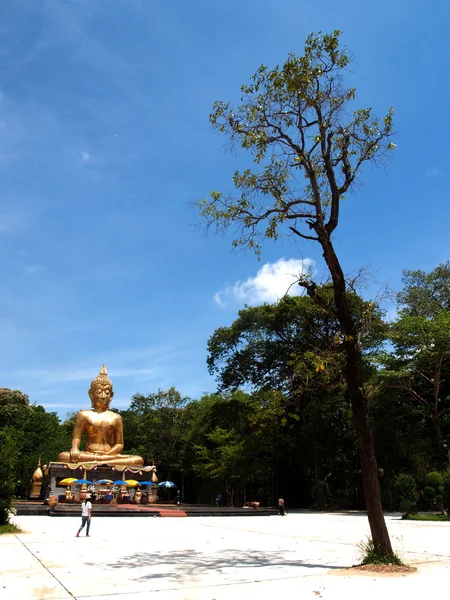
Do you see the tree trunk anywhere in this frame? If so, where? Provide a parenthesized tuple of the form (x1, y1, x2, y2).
(313, 229, 394, 557)
(313, 430, 325, 510)
(346, 344, 393, 556)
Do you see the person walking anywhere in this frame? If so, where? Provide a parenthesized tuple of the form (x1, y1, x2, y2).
(76, 495, 92, 537)
(278, 496, 285, 516)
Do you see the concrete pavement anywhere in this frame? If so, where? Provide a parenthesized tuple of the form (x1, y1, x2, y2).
(1, 512, 449, 599)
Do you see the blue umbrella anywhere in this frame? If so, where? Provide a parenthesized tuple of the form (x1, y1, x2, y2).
(158, 481, 177, 488)
(112, 480, 127, 485)
(138, 481, 157, 486)
(74, 479, 92, 485)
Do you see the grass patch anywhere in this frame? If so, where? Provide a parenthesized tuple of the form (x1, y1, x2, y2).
(358, 538, 404, 566)
(0, 523, 22, 535)
(403, 513, 450, 522)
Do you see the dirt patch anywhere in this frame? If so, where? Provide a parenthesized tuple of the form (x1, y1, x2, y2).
(332, 564, 417, 577)
(32, 586, 59, 599)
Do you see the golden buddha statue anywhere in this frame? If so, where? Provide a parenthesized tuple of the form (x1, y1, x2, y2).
(57, 365, 144, 466)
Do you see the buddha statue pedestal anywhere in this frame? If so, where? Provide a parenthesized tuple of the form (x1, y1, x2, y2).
(46, 462, 157, 499)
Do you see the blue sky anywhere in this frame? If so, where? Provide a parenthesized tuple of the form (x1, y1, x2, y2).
(0, 0, 449, 419)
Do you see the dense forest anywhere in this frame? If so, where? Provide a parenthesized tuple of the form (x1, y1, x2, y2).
(2, 263, 450, 513)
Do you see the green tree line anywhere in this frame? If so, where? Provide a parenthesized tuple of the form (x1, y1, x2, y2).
(2, 262, 450, 523)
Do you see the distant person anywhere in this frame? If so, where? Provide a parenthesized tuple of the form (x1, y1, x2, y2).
(176, 491, 181, 505)
(278, 496, 285, 516)
(216, 493, 223, 507)
(76, 496, 92, 537)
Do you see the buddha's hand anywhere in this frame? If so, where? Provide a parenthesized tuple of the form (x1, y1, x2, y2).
(70, 448, 80, 462)
(104, 445, 122, 456)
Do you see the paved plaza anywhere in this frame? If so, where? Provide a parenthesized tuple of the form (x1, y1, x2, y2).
(1, 512, 449, 599)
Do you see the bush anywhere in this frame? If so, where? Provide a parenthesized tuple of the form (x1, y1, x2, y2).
(424, 471, 444, 510)
(404, 513, 450, 522)
(442, 470, 450, 511)
(393, 473, 418, 514)
(424, 485, 436, 500)
(426, 472, 444, 492)
(0, 523, 21, 535)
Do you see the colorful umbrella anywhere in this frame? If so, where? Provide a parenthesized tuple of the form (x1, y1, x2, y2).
(74, 479, 92, 485)
(94, 479, 114, 485)
(138, 481, 157, 486)
(59, 477, 78, 486)
(112, 480, 128, 485)
(158, 481, 177, 488)
(124, 479, 141, 487)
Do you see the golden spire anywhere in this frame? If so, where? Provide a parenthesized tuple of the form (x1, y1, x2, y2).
(90, 364, 113, 391)
(32, 457, 43, 482)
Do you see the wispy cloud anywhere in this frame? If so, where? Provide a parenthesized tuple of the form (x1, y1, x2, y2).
(40, 403, 87, 409)
(426, 166, 440, 177)
(0, 209, 33, 235)
(11, 344, 190, 385)
(80, 150, 90, 163)
(15, 367, 156, 384)
(213, 292, 225, 308)
(24, 264, 45, 275)
(214, 257, 314, 307)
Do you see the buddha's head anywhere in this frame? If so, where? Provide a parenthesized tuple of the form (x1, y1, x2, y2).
(88, 365, 114, 410)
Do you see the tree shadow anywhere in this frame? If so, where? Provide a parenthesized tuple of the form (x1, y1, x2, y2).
(89, 548, 346, 584)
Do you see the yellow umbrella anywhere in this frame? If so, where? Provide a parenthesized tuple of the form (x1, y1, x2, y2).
(124, 479, 141, 487)
(60, 477, 78, 486)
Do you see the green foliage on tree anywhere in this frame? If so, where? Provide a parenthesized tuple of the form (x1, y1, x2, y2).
(207, 293, 343, 393)
(186, 390, 271, 504)
(208, 290, 386, 396)
(199, 31, 394, 254)
(379, 263, 450, 448)
(121, 388, 191, 477)
(3, 262, 450, 519)
(0, 389, 71, 499)
(393, 473, 418, 514)
(0, 428, 19, 524)
(194, 426, 245, 506)
(398, 262, 450, 318)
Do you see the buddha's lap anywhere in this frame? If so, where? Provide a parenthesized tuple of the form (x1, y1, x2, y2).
(57, 450, 143, 464)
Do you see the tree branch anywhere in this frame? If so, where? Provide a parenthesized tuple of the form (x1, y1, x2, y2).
(289, 226, 319, 241)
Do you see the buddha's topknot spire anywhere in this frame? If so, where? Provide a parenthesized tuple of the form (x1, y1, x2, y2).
(89, 364, 113, 390)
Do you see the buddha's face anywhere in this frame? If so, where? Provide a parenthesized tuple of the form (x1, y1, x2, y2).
(89, 383, 114, 410)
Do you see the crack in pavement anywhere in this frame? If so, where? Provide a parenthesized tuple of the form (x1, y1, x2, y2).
(13, 533, 76, 600)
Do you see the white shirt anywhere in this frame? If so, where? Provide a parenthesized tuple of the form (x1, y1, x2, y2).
(81, 501, 92, 517)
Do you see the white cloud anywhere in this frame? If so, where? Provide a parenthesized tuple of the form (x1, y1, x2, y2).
(213, 292, 225, 308)
(80, 151, 90, 163)
(425, 166, 440, 177)
(214, 257, 314, 307)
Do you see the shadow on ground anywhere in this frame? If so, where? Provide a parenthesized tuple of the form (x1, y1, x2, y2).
(89, 548, 346, 584)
